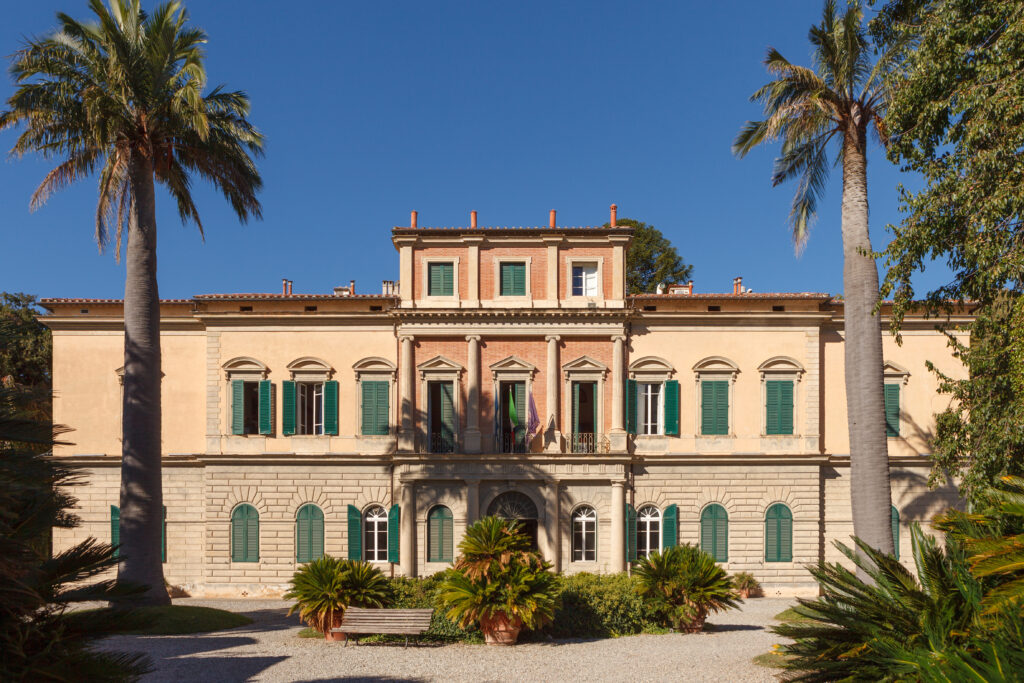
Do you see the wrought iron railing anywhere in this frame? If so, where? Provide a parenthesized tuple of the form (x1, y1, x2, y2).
(427, 432, 455, 454)
(499, 428, 528, 454)
(566, 433, 610, 454)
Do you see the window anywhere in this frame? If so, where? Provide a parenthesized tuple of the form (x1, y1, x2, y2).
(427, 381, 456, 453)
(231, 504, 259, 563)
(572, 506, 597, 562)
(361, 381, 390, 435)
(885, 384, 900, 437)
(499, 380, 527, 453)
(701, 380, 729, 435)
(500, 262, 527, 296)
(701, 504, 728, 562)
(298, 382, 324, 434)
(428, 262, 454, 296)
(765, 503, 793, 562)
(765, 380, 794, 435)
(487, 491, 539, 549)
(295, 504, 324, 563)
(639, 382, 663, 435)
(231, 380, 270, 435)
(892, 505, 900, 560)
(363, 505, 389, 562)
(427, 506, 453, 562)
(636, 505, 661, 559)
(571, 263, 598, 296)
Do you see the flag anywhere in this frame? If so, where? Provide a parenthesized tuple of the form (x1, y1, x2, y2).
(508, 387, 519, 427)
(527, 393, 540, 440)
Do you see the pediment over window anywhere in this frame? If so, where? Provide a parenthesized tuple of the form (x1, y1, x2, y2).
(489, 356, 537, 374)
(353, 356, 397, 379)
(692, 356, 740, 374)
(883, 360, 911, 384)
(562, 355, 609, 374)
(222, 356, 268, 379)
(417, 355, 464, 379)
(628, 356, 675, 380)
(286, 356, 334, 381)
(757, 356, 805, 381)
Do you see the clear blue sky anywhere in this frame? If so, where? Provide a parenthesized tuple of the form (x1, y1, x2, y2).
(0, 0, 946, 300)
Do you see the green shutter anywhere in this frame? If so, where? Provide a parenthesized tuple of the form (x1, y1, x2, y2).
(701, 381, 713, 434)
(440, 382, 455, 448)
(626, 503, 637, 562)
(362, 381, 389, 436)
(766, 504, 792, 562)
(231, 507, 244, 562)
(891, 506, 900, 560)
(716, 381, 728, 435)
(780, 380, 794, 435)
(701, 504, 727, 562)
(429, 263, 441, 296)
(702, 381, 728, 435)
(231, 380, 245, 435)
(323, 380, 339, 435)
(258, 379, 272, 435)
(885, 384, 900, 437)
(663, 380, 679, 435)
(161, 506, 167, 563)
(501, 263, 526, 296)
(626, 378, 637, 435)
(700, 507, 713, 557)
(347, 505, 362, 560)
(111, 505, 120, 558)
(296, 504, 324, 563)
(232, 504, 259, 563)
(766, 380, 780, 434)
(767, 380, 794, 435)
(377, 382, 390, 436)
(429, 262, 454, 296)
(662, 504, 678, 549)
(246, 507, 259, 562)
(715, 506, 728, 562)
(387, 505, 400, 564)
(428, 506, 453, 563)
(282, 381, 296, 435)
(296, 507, 310, 562)
(443, 263, 454, 295)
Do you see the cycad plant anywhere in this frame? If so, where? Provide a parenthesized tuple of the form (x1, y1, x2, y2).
(1, 0, 263, 605)
(0, 321, 150, 681)
(284, 557, 391, 637)
(633, 544, 740, 633)
(734, 0, 897, 556)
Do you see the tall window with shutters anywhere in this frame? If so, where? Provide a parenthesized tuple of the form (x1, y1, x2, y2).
(499, 261, 527, 296)
(765, 503, 793, 562)
(700, 380, 729, 436)
(427, 381, 456, 453)
(231, 380, 271, 435)
(295, 504, 325, 563)
(572, 506, 597, 562)
(283, 381, 339, 436)
(231, 504, 259, 563)
(765, 380, 794, 435)
(361, 381, 390, 436)
(427, 505, 453, 563)
(700, 504, 728, 562)
(427, 262, 455, 297)
(363, 505, 389, 562)
(636, 505, 661, 559)
(884, 384, 901, 437)
(571, 263, 599, 296)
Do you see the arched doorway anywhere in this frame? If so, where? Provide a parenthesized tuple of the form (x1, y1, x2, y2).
(487, 491, 539, 549)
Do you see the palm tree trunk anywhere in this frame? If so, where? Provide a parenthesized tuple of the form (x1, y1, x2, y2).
(117, 152, 169, 605)
(841, 123, 895, 559)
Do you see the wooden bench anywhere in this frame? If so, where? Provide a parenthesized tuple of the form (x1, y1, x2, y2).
(331, 608, 434, 647)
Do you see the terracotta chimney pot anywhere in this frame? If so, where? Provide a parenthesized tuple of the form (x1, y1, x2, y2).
(549, 210, 557, 229)
(471, 210, 477, 229)
(282, 278, 288, 295)
(610, 204, 618, 227)
(733, 277, 742, 295)
(410, 210, 418, 229)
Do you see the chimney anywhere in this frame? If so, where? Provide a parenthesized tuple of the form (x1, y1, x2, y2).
(282, 278, 288, 295)
(470, 210, 477, 229)
(410, 210, 418, 229)
(688, 280, 694, 295)
(610, 204, 618, 227)
(733, 277, 742, 295)
(549, 210, 557, 229)
(349, 279, 356, 295)
(288, 280, 294, 295)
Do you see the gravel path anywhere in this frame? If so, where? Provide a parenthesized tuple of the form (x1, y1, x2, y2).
(101, 597, 793, 682)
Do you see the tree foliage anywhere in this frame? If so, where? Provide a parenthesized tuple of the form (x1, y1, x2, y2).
(0, 293, 50, 390)
(611, 218, 692, 294)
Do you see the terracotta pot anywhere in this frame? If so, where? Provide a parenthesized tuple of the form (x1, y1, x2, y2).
(323, 613, 346, 642)
(480, 612, 522, 645)
(680, 610, 707, 634)
(738, 588, 751, 599)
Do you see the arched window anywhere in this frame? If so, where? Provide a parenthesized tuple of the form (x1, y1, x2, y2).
(427, 506, 454, 563)
(891, 505, 900, 561)
(700, 504, 728, 562)
(231, 504, 259, 563)
(363, 505, 389, 562)
(765, 503, 793, 562)
(487, 491, 540, 549)
(637, 505, 661, 559)
(296, 504, 325, 563)
(572, 506, 597, 562)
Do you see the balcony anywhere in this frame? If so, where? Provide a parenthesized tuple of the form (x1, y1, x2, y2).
(565, 433, 610, 454)
(422, 432, 455, 454)
(498, 428, 528, 454)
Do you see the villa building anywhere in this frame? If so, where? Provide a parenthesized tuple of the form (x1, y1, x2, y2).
(43, 206, 965, 596)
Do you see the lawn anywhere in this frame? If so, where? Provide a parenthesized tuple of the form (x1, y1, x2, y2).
(87, 605, 253, 635)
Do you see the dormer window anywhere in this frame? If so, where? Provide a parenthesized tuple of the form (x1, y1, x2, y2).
(572, 263, 598, 296)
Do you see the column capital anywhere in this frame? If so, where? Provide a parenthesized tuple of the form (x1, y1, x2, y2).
(610, 479, 627, 489)
(465, 335, 482, 343)
(399, 334, 415, 343)
(545, 334, 561, 343)
(611, 334, 627, 343)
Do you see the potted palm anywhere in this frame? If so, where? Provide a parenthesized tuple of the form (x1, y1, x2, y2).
(634, 544, 740, 633)
(439, 516, 557, 645)
(733, 572, 762, 599)
(284, 557, 391, 641)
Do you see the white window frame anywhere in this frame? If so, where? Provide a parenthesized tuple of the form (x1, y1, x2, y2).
(565, 256, 604, 302)
(757, 356, 805, 438)
(363, 505, 389, 562)
(636, 505, 661, 558)
(493, 257, 532, 300)
(638, 382, 664, 435)
(692, 357, 740, 438)
(296, 381, 325, 436)
(421, 256, 460, 304)
(572, 506, 598, 563)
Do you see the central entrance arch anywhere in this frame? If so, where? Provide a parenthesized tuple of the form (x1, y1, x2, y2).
(486, 491, 539, 549)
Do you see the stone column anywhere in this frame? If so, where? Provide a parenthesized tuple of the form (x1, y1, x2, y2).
(464, 335, 482, 453)
(464, 478, 480, 525)
(400, 481, 416, 577)
(544, 480, 561, 572)
(608, 334, 628, 453)
(544, 335, 560, 452)
(398, 335, 415, 452)
(610, 480, 626, 572)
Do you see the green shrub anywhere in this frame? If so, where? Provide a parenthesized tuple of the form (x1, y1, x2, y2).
(733, 571, 761, 596)
(284, 557, 390, 633)
(386, 575, 482, 642)
(545, 572, 653, 638)
(634, 544, 740, 632)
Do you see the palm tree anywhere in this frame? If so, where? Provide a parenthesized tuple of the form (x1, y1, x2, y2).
(1, 0, 263, 604)
(733, 0, 894, 555)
